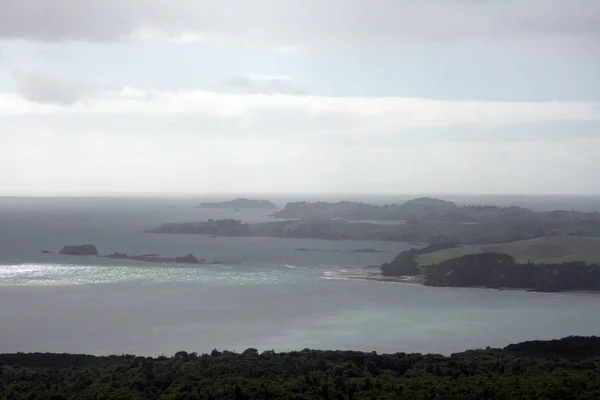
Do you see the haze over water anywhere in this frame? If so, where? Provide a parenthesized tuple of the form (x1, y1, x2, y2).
(1, 195, 600, 356)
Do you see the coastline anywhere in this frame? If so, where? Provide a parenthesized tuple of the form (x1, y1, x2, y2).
(328, 269, 425, 285)
(338, 269, 600, 294)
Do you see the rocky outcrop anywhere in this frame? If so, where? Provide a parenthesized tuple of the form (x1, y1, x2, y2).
(59, 244, 99, 256)
(41, 250, 52, 254)
(105, 252, 129, 259)
(175, 253, 200, 264)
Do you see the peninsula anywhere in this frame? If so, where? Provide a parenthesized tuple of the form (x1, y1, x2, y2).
(378, 236, 600, 292)
(197, 198, 277, 209)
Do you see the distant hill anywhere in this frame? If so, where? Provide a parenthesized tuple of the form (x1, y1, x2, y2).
(147, 217, 600, 246)
(416, 235, 600, 266)
(273, 200, 381, 219)
(197, 198, 277, 209)
(274, 196, 600, 224)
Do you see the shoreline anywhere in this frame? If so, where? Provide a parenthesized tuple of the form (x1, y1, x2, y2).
(327, 269, 426, 285)
(338, 269, 600, 295)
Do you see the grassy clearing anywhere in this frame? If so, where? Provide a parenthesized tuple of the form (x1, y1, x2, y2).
(416, 235, 600, 266)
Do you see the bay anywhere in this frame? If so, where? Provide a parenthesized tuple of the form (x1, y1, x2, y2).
(1, 196, 599, 356)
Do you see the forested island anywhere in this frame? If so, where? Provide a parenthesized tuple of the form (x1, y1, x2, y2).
(275, 197, 600, 224)
(1, 336, 599, 399)
(104, 252, 205, 264)
(197, 198, 277, 209)
(379, 237, 600, 292)
(146, 196, 600, 245)
(146, 215, 600, 245)
(56, 245, 235, 265)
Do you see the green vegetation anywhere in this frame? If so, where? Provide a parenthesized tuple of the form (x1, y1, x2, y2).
(379, 237, 600, 292)
(59, 244, 99, 256)
(2, 336, 600, 399)
(197, 198, 277, 209)
(147, 214, 600, 245)
(417, 236, 600, 266)
(423, 252, 600, 292)
(380, 243, 457, 276)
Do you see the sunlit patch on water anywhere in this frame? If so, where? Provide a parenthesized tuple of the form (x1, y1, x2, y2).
(0, 263, 312, 286)
(322, 269, 356, 280)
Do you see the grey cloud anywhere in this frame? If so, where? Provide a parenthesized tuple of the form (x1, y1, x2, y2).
(0, 0, 599, 44)
(215, 75, 305, 95)
(12, 72, 97, 105)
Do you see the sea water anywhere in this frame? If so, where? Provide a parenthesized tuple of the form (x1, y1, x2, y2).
(1, 196, 599, 356)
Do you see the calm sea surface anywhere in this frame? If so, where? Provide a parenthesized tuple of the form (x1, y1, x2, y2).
(1, 196, 600, 356)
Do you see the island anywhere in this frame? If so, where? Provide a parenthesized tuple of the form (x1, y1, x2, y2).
(54, 246, 233, 265)
(274, 196, 600, 225)
(197, 198, 277, 209)
(59, 244, 99, 256)
(103, 252, 207, 264)
(1, 336, 600, 399)
(145, 209, 600, 245)
(354, 248, 385, 253)
(146, 219, 252, 236)
(145, 218, 408, 241)
(378, 236, 600, 292)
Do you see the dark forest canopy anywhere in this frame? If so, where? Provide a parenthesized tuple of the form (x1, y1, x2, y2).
(1, 336, 600, 399)
(423, 252, 600, 292)
(380, 246, 600, 292)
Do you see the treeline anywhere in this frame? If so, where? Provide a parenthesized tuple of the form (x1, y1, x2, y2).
(147, 217, 600, 245)
(379, 248, 600, 292)
(380, 243, 457, 276)
(423, 252, 600, 292)
(1, 336, 600, 399)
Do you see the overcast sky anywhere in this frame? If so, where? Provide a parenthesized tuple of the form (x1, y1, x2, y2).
(1, 0, 599, 195)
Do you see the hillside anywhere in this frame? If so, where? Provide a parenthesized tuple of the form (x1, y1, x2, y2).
(274, 196, 600, 224)
(416, 235, 600, 266)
